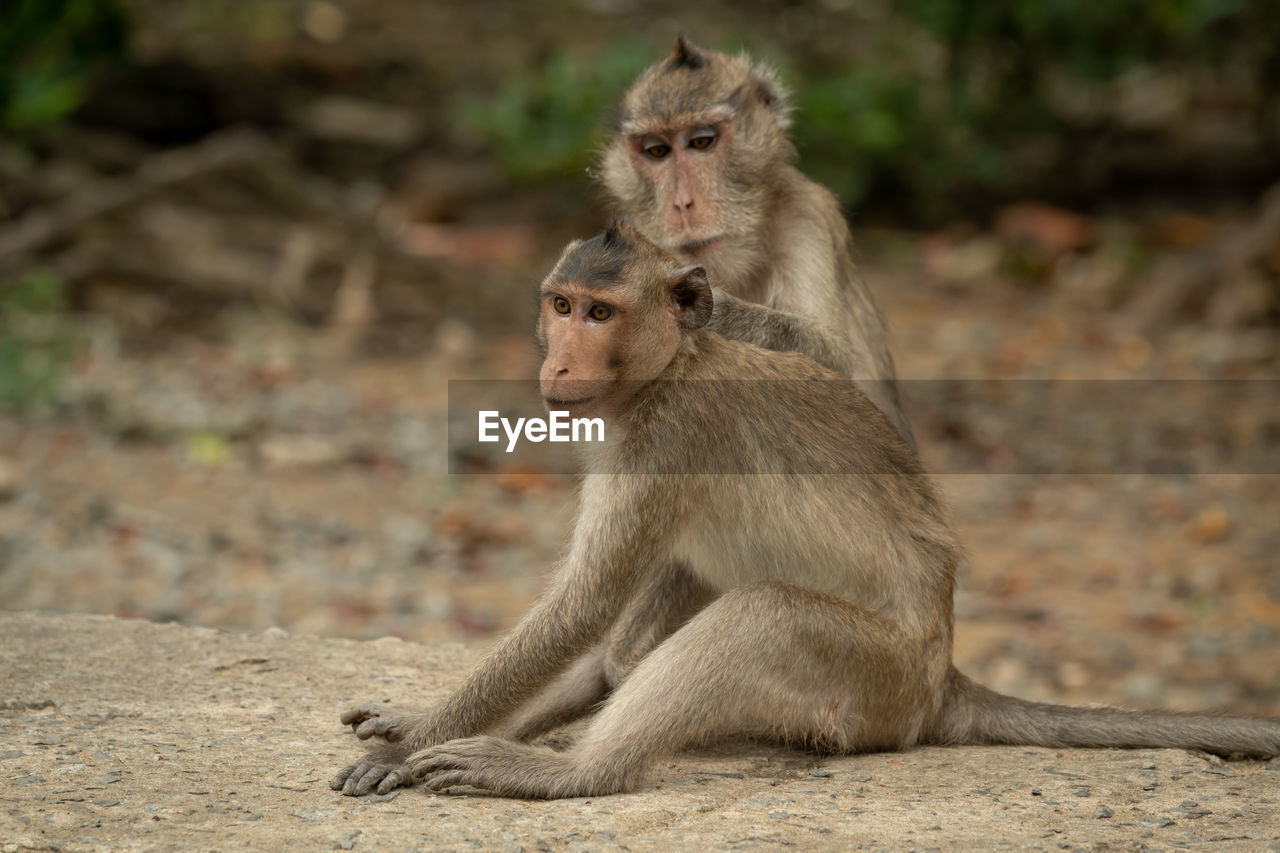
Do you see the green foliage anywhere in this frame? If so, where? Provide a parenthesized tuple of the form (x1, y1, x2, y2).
(788, 36, 1018, 220)
(0, 272, 79, 412)
(455, 40, 654, 183)
(788, 0, 1278, 218)
(0, 0, 129, 131)
(460, 3, 1277, 220)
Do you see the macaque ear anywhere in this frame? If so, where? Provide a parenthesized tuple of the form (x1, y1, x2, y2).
(667, 266, 713, 330)
(750, 63, 792, 128)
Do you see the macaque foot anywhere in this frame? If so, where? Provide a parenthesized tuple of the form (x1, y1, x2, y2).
(329, 743, 414, 796)
(338, 703, 422, 742)
(409, 736, 611, 799)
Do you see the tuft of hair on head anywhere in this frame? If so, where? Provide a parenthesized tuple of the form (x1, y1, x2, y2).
(602, 217, 632, 252)
(668, 34, 708, 71)
(549, 220, 653, 289)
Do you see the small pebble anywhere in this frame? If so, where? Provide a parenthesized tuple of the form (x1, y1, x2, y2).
(334, 828, 362, 850)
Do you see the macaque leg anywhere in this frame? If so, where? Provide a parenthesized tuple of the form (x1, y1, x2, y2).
(604, 558, 715, 686)
(501, 643, 609, 742)
(506, 562, 714, 742)
(409, 582, 940, 799)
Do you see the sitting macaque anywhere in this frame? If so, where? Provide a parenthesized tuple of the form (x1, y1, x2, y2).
(331, 222, 1279, 799)
(600, 36, 914, 448)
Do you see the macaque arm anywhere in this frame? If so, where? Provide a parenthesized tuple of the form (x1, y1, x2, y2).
(413, 477, 676, 743)
(504, 559, 716, 742)
(500, 643, 610, 742)
(332, 474, 678, 796)
(709, 289, 851, 376)
(604, 558, 715, 684)
(711, 288, 916, 449)
(339, 704, 425, 742)
(503, 559, 717, 742)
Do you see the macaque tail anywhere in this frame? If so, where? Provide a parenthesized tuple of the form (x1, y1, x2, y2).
(926, 667, 1280, 758)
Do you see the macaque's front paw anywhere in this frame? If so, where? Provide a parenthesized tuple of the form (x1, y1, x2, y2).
(329, 743, 414, 796)
(338, 703, 421, 742)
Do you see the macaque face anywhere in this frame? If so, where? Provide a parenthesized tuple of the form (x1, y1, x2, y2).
(602, 38, 792, 284)
(537, 228, 713, 417)
(625, 118, 738, 257)
(539, 282, 637, 415)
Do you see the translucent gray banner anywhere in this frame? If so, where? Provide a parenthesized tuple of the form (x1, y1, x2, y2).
(447, 380, 1279, 475)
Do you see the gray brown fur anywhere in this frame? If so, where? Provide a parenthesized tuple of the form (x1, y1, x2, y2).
(329, 227, 1280, 800)
(600, 37, 914, 448)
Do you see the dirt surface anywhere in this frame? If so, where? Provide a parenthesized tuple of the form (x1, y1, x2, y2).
(2, 612, 1278, 852)
(3, 248, 1278, 719)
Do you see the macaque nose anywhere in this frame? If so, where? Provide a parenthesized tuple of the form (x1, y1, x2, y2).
(672, 176, 696, 214)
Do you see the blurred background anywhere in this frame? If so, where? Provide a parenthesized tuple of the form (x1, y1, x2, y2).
(0, 0, 1277, 716)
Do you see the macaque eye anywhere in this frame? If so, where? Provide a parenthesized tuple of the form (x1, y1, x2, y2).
(688, 131, 717, 151)
(588, 303, 613, 322)
(642, 137, 672, 160)
(552, 296, 571, 315)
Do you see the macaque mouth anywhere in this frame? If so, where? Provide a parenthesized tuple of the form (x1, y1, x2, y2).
(679, 236, 722, 255)
(543, 395, 596, 407)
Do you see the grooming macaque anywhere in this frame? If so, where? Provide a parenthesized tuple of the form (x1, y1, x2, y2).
(601, 36, 914, 448)
(330, 224, 1280, 799)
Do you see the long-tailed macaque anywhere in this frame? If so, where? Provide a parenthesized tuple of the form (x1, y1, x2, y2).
(600, 36, 915, 449)
(330, 223, 1280, 799)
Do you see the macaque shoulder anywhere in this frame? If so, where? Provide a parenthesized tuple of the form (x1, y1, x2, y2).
(687, 331, 846, 382)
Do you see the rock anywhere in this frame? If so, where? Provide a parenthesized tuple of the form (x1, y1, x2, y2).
(258, 435, 347, 469)
(297, 96, 421, 147)
(1, 612, 1276, 850)
(333, 828, 361, 849)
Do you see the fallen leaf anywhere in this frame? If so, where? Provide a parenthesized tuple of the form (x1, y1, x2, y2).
(995, 202, 1094, 255)
(1186, 507, 1230, 545)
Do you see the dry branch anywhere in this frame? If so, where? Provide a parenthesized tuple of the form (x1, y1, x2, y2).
(0, 128, 269, 268)
(1122, 181, 1280, 334)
